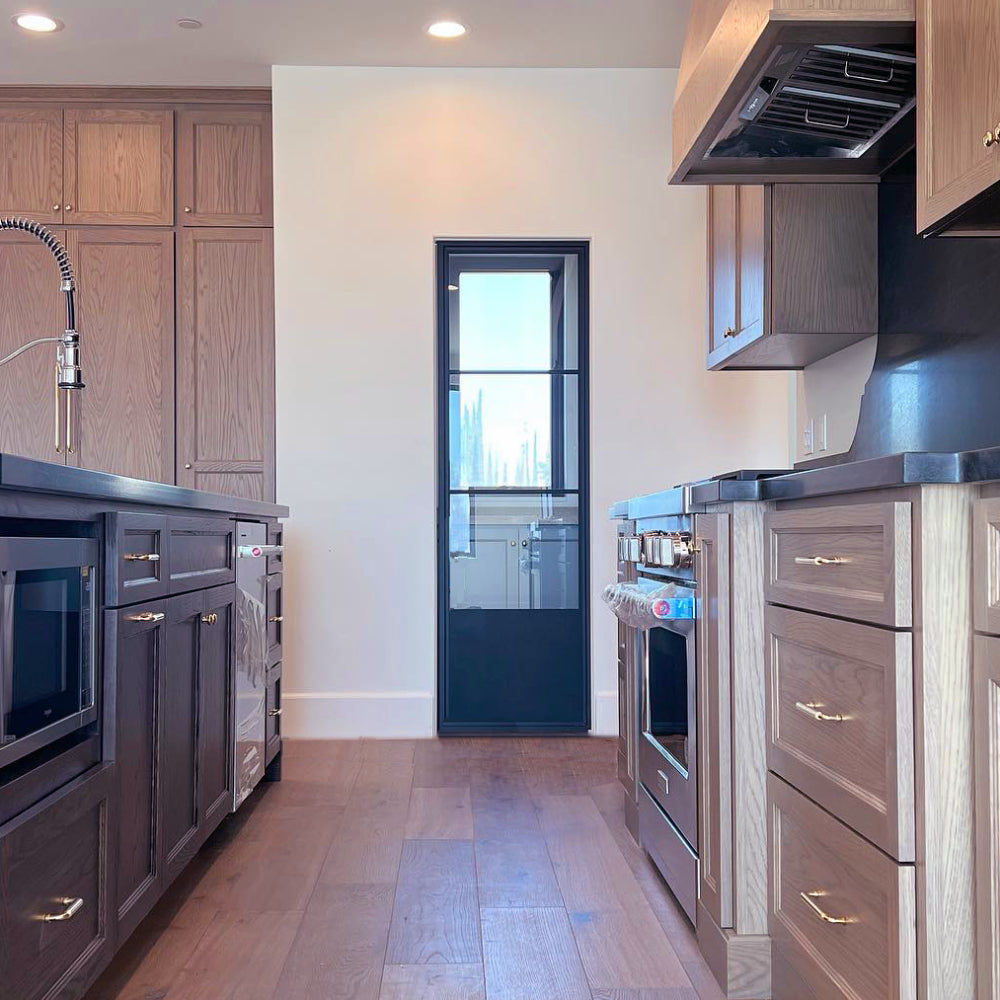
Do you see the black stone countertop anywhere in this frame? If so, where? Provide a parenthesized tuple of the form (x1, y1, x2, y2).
(0, 453, 289, 519)
(610, 447, 1000, 520)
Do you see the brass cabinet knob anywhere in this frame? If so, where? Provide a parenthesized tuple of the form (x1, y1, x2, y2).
(268, 615, 284, 624)
(723, 327, 737, 339)
(184, 463, 192, 469)
(52, 204, 61, 211)
(63, 204, 72, 211)
(202, 612, 218, 625)
(985, 131, 996, 148)
(184, 206, 192, 212)
(268, 708, 282, 717)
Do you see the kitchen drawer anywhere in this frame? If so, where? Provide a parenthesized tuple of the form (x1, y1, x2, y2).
(639, 733, 696, 849)
(266, 521, 284, 574)
(766, 605, 915, 860)
(974, 497, 1000, 635)
(266, 675, 281, 766)
(106, 512, 169, 606)
(0, 764, 115, 1000)
(266, 572, 283, 667)
(766, 502, 912, 627)
(167, 515, 235, 594)
(638, 785, 698, 923)
(769, 775, 916, 1000)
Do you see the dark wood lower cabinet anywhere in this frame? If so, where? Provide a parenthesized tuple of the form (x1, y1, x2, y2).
(107, 583, 236, 943)
(0, 764, 116, 1000)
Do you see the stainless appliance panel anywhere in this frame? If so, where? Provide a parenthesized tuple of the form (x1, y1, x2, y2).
(639, 785, 699, 923)
(234, 522, 268, 809)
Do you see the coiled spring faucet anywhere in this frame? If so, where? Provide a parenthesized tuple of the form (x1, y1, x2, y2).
(0, 217, 83, 390)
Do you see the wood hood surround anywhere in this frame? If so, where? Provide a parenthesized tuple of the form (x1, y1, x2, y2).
(671, 0, 916, 184)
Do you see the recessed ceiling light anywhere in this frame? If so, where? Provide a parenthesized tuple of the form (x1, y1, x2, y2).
(177, 17, 202, 29)
(12, 12, 63, 32)
(427, 20, 467, 39)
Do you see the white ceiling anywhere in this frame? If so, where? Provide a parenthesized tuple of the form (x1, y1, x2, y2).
(0, 0, 693, 86)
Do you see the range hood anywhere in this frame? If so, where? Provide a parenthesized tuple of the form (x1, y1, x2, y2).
(670, 1, 916, 184)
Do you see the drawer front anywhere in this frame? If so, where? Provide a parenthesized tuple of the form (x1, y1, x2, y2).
(766, 606, 915, 860)
(638, 786, 698, 923)
(267, 573, 283, 667)
(266, 675, 281, 765)
(769, 775, 916, 1000)
(639, 733, 697, 849)
(266, 521, 284, 574)
(766, 502, 912, 627)
(0, 765, 115, 1000)
(167, 515, 235, 594)
(974, 497, 1000, 635)
(106, 512, 169, 607)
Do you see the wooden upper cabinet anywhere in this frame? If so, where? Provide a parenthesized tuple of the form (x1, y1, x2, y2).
(0, 230, 65, 463)
(66, 228, 174, 483)
(918, 0, 1000, 234)
(64, 108, 173, 225)
(0, 107, 63, 224)
(178, 109, 273, 225)
(707, 183, 878, 370)
(177, 228, 275, 501)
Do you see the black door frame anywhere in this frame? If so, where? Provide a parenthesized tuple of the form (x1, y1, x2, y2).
(435, 239, 591, 734)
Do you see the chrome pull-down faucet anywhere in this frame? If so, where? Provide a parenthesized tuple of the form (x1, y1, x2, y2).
(0, 218, 83, 390)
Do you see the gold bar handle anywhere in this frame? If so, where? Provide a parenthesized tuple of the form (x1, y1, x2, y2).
(41, 897, 84, 922)
(268, 615, 284, 624)
(202, 613, 218, 626)
(126, 611, 165, 623)
(794, 556, 851, 566)
(268, 708, 282, 717)
(124, 552, 160, 562)
(799, 890, 856, 926)
(54, 365, 61, 453)
(795, 701, 850, 723)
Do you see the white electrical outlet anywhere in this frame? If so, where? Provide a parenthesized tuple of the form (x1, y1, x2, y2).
(803, 418, 815, 456)
(819, 413, 829, 452)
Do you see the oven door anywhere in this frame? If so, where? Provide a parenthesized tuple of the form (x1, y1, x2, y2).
(0, 537, 99, 770)
(639, 613, 697, 849)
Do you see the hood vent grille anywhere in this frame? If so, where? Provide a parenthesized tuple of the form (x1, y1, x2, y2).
(791, 45, 915, 100)
(758, 86, 902, 145)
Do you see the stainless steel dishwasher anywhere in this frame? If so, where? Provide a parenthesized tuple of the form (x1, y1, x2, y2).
(233, 522, 281, 810)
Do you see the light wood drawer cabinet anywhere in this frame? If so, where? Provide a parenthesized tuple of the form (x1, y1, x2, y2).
(974, 635, 1000, 1000)
(0, 107, 64, 224)
(769, 775, 916, 1000)
(766, 606, 915, 860)
(766, 502, 912, 627)
(974, 497, 1000, 635)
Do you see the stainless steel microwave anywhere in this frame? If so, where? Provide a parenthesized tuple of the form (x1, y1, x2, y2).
(0, 536, 98, 770)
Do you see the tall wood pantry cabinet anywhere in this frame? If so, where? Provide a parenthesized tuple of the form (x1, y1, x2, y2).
(0, 91, 275, 501)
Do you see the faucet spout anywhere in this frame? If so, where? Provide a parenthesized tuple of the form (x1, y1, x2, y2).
(0, 217, 82, 389)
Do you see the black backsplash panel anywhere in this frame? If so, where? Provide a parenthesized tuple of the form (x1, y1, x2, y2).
(846, 154, 1000, 461)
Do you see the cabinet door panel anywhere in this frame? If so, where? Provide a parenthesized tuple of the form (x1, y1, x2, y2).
(160, 591, 201, 887)
(66, 228, 174, 482)
(109, 604, 166, 943)
(177, 228, 274, 501)
(695, 511, 733, 929)
(0, 230, 65, 462)
(0, 107, 63, 223)
(975, 635, 1000, 1000)
(737, 184, 766, 341)
(918, 0, 1000, 232)
(199, 585, 235, 835)
(64, 109, 173, 225)
(178, 109, 273, 225)
(708, 185, 737, 355)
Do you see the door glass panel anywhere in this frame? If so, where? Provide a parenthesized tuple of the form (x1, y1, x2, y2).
(449, 374, 578, 489)
(647, 626, 690, 770)
(449, 494, 579, 610)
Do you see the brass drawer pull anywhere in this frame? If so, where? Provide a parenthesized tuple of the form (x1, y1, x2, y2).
(723, 326, 737, 339)
(268, 708, 282, 717)
(795, 701, 850, 723)
(41, 897, 84, 922)
(268, 615, 284, 624)
(126, 611, 165, 623)
(794, 555, 851, 566)
(799, 890, 856, 926)
(202, 613, 218, 626)
(124, 552, 160, 562)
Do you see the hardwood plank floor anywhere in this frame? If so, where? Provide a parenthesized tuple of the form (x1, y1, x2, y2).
(84, 738, 742, 1000)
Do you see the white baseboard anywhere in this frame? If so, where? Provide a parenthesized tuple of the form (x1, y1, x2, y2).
(593, 689, 619, 737)
(282, 691, 435, 739)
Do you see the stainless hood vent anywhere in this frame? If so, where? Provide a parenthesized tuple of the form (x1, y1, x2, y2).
(704, 41, 916, 166)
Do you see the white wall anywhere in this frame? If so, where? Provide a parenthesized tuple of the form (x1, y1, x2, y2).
(794, 336, 878, 462)
(272, 66, 790, 738)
